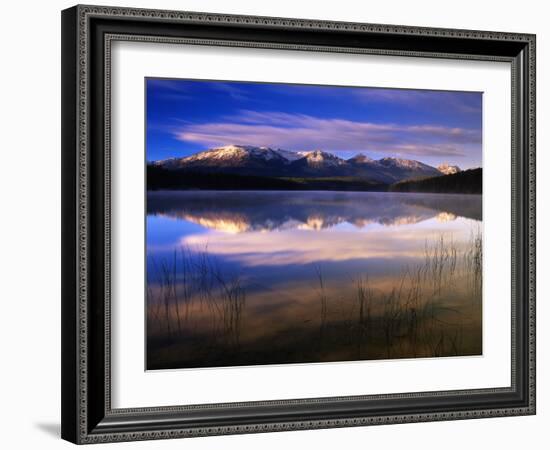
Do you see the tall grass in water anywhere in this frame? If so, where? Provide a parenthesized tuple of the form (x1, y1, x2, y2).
(464, 227, 482, 298)
(213, 272, 246, 350)
(423, 234, 458, 295)
(148, 246, 246, 352)
(336, 229, 481, 359)
(314, 266, 329, 353)
(355, 276, 372, 358)
(399, 230, 479, 358)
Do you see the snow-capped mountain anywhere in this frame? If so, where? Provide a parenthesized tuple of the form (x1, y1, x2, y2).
(152, 145, 446, 183)
(378, 157, 434, 171)
(437, 163, 461, 175)
(375, 157, 442, 181)
(273, 148, 306, 161)
(301, 150, 345, 166)
(347, 154, 375, 164)
(279, 150, 351, 178)
(160, 145, 287, 166)
(347, 156, 441, 183)
(154, 145, 294, 176)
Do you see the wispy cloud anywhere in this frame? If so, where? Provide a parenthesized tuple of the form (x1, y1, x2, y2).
(146, 79, 195, 101)
(174, 110, 480, 158)
(211, 82, 250, 101)
(356, 89, 482, 115)
(147, 79, 251, 101)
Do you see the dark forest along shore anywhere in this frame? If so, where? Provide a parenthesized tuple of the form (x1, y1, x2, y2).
(146, 190, 482, 370)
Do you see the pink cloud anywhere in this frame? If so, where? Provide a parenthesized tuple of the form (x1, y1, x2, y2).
(174, 111, 480, 158)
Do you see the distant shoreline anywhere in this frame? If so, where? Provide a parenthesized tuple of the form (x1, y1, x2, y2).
(147, 166, 482, 195)
(388, 168, 481, 195)
(147, 166, 482, 194)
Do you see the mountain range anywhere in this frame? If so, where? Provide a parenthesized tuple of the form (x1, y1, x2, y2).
(151, 145, 459, 184)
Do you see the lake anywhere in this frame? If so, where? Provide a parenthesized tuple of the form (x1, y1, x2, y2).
(146, 190, 482, 370)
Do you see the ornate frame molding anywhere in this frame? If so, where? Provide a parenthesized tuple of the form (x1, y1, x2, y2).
(61, 5, 536, 444)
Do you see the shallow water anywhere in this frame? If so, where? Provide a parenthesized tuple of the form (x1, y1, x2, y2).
(146, 190, 482, 370)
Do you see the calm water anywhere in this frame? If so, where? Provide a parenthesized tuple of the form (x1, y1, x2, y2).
(146, 191, 482, 370)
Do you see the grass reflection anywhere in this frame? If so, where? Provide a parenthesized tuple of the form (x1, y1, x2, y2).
(147, 230, 482, 369)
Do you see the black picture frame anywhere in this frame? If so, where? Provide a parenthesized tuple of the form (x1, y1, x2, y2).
(61, 4, 536, 444)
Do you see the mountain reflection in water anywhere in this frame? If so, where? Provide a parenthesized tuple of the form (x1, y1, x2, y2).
(146, 191, 482, 370)
(147, 190, 481, 233)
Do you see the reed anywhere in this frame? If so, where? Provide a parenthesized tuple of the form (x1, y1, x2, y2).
(352, 229, 480, 359)
(147, 245, 246, 352)
(314, 265, 329, 351)
(355, 275, 372, 358)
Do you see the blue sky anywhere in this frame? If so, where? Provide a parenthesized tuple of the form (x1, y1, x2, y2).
(146, 78, 482, 169)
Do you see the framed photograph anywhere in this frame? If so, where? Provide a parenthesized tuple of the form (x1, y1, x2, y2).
(61, 5, 536, 444)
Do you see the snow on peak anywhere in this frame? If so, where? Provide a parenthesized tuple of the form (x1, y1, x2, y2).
(183, 145, 287, 163)
(348, 153, 374, 163)
(437, 163, 461, 175)
(273, 148, 304, 161)
(300, 150, 344, 166)
(378, 157, 425, 169)
(305, 150, 327, 161)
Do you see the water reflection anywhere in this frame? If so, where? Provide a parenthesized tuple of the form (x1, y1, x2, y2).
(146, 191, 482, 370)
(147, 191, 481, 233)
